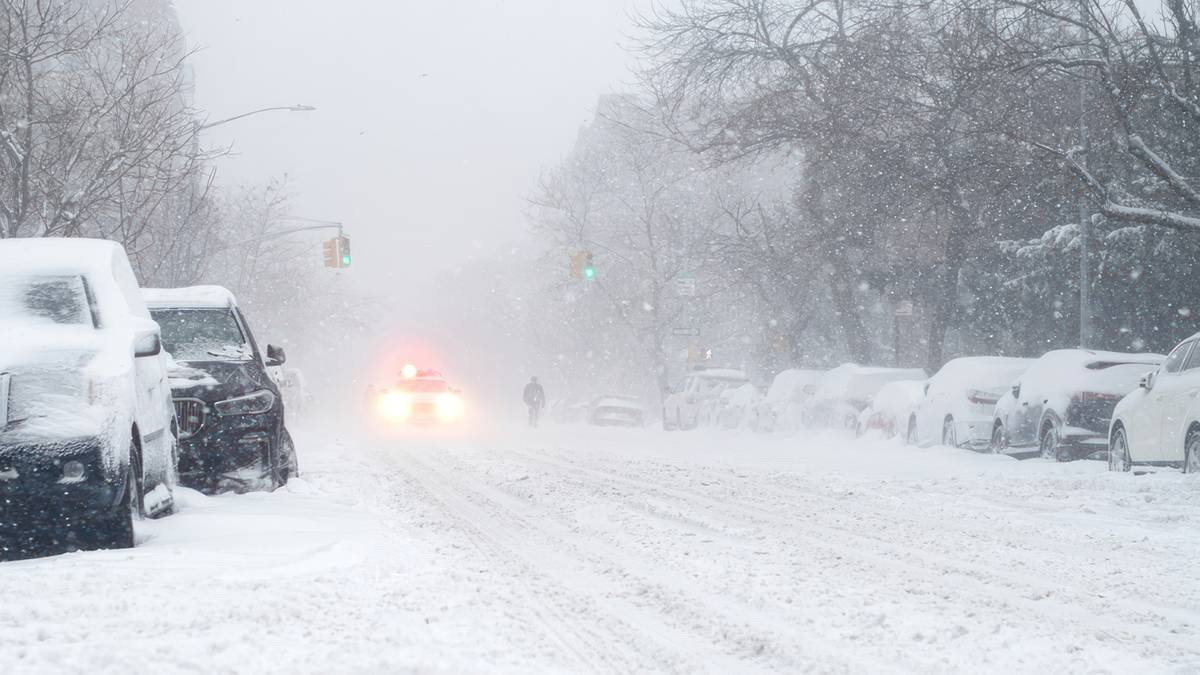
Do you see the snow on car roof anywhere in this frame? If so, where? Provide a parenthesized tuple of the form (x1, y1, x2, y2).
(813, 364, 927, 400)
(1018, 349, 1164, 396)
(0, 237, 124, 276)
(931, 356, 1034, 391)
(142, 285, 237, 309)
(765, 369, 826, 402)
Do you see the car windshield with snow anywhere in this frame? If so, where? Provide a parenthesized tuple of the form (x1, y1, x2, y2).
(143, 286, 297, 494)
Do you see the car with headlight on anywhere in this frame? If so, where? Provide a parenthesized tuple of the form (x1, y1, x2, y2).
(0, 239, 177, 559)
(143, 286, 297, 494)
(375, 367, 465, 425)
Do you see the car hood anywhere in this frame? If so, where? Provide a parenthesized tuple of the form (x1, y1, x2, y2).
(167, 359, 269, 401)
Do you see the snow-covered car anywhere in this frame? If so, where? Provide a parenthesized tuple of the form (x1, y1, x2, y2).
(802, 365, 927, 431)
(906, 356, 1033, 450)
(991, 349, 1164, 461)
(856, 380, 927, 439)
(373, 367, 465, 425)
(588, 395, 644, 427)
(0, 239, 177, 556)
(662, 368, 749, 430)
(145, 286, 298, 493)
(1109, 334, 1200, 472)
(550, 399, 591, 425)
(750, 369, 825, 432)
(716, 382, 762, 429)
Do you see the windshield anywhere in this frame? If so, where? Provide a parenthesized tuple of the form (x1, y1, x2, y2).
(151, 308, 250, 361)
(0, 275, 94, 327)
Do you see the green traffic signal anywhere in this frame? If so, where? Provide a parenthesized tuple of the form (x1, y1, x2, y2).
(583, 265, 595, 280)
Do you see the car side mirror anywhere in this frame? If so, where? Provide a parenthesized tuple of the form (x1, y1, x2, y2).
(1141, 371, 1156, 390)
(1011, 384, 1021, 399)
(266, 344, 287, 367)
(134, 330, 161, 358)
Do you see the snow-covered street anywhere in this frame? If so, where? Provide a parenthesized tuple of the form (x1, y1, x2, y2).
(4, 425, 1200, 673)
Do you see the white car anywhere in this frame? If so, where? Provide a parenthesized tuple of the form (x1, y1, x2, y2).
(751, 369, 825, 432)
(907, 356, 1033, 449)
(857, 380, 927, 439)
(716, 382, 762, 429)
(374, 368, 465, 425)
(0, 239, 177, 556)
(802, 365, 927, 431)
(588, 395, 645, 427)
(1109, 334, 1200, 472)
(662, 369, 749, 430)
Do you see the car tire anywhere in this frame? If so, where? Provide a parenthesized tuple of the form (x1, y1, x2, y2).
(989, 423, 1007, 454)
(273, 429, 299, 486)
(1039, 417, 1065, 462)
(1109, 426, 1132, 472)
(1183, 427, 1200, 474)
(942, 417, 958, 448)
(94, 443, 141, 550)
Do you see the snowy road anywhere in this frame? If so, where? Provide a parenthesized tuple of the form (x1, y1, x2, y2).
(4, 425, 1200, 673)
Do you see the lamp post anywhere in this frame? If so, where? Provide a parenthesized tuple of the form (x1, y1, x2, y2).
(198, 105, 316, 131)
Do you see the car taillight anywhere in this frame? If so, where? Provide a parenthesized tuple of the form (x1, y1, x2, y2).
(966, 389, 1001, 405)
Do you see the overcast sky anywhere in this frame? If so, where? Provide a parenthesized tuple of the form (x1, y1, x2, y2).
(174, 0, 643, 288)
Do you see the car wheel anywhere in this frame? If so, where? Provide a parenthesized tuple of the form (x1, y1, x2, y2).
(905, 417, 918, 446)
(942, 417, 958, 448)
(1183, 427, 1200, 474)
(989, 423, 1007, 454)
(1039, 419, 1064, 462)
(277, 428, 300, 483)
(1109, 426, 1132, 472)
(95, 443, 141, 550)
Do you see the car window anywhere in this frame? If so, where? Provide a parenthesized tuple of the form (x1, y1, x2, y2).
(0, 275, 94, 327)
(1163, 341, 1194, 374)
(1185, 341, 1200, 371)
(151, 308, 250, 361)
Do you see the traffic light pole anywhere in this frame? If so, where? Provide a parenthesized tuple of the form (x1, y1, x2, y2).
(234, 222, 343, 247)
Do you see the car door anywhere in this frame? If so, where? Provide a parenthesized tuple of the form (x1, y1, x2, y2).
(1006, 377, 1036, 446)
(1162, 340, 1200, 456)
(1137, 340, 1193, 462)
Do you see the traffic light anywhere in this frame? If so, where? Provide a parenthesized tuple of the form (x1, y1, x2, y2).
(322, 238, 339, 268)
(338, 236, 351, 267)
(582, 252, 595, 281)
(569, 251, 595, 280)
(321, 236, 352, 268)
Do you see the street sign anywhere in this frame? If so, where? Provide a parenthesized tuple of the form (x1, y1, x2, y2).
(673, 326, 701, 337)
(674, 276, 697, 297)
(894, 300, 914, 317)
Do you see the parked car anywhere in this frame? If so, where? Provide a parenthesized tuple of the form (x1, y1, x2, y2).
(857, 380, 927, 439)
(588, 395, 645, 427)
(716, 383, 762, 429)
(0, 239, 177, 557)
(1109, 333, 1200, 472)
(550, 398, 591, 425)
(991, 349, 1164, 461)
(802, 365, 927, 431)
(662, 368, 749, 430)
(143, 286, 297, 493)
(751, 369, 825, 432)
(907, 356, 1033, 449)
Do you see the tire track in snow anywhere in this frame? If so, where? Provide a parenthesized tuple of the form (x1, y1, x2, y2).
(504, 446, 1200, 666)
(388, 445, 778, 674)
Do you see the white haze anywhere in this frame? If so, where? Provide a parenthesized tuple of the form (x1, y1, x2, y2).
(175, 0, 644, 413)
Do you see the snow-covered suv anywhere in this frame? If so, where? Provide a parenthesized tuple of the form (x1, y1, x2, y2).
(0, 239, 177, 558)
(144, 286, 298, 493)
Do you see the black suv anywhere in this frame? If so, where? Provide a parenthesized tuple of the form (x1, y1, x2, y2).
(143, 286, 298, 493)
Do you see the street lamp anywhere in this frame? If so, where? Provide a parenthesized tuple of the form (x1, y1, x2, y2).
(198, 105, 316, 131)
